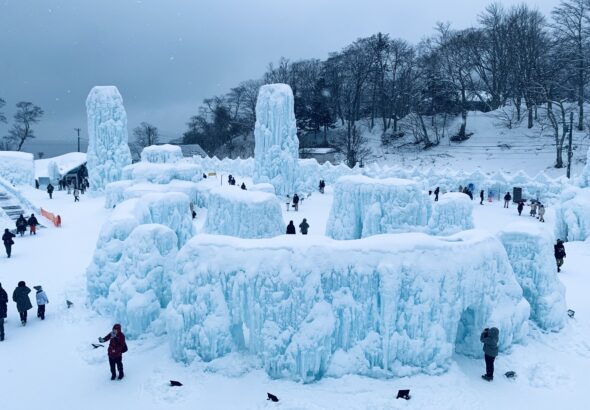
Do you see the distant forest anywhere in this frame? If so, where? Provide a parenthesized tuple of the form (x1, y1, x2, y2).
(181, 1, 590, 167)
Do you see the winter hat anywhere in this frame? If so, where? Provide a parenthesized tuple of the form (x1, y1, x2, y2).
(33, 286, 42, 291)
(113, 324, 122, 331)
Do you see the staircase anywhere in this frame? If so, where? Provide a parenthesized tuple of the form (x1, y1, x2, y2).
(0, 190, 43, 229)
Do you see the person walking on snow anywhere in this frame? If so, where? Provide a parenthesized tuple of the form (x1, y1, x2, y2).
(554, 239, 566, 272)
(479, 190, 484, 205)
(98, 324, 127, 380)
(538, 204, 546, 222)
(434, 187, 440, 202)
(46, 183, 54, 199)
(292, 193, 300, 211)
(34, 286, 48, 320)
(12, 281, 32, 326)
(529, 200, 537, 217)
(73, 188, 80, 202)
(299, 218, 309, 235)
(0, 282, 8, 341)
(16, 214, 27, 236)
(2, 228, 15, 258)
(517, 201, 524, 216)
(286, 221, 296, 235)
(480, 327, 499, 381)
(503, 192, 511, 208)
(28, 214, 39, 235)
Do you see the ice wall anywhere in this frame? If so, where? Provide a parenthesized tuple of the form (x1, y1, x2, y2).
(87, 192, 194, 304)
(86, 86, 132, 191)
(121, 162, 202, 184)
(326, 175, 431, 240)
(0, 151, 35, 186)
(94, 224, 178, 337)
(141, 144, 183, 164)
(428, 193, 474, 236)
(579, 147, 590, 188)
(253, 84, 299, 196)
(105, 180, 199, 209)
(166, 231, 529, 381)
(498, 223, 566, 331)
(203, 187, 285, 238)
(555, 187, 590, 241)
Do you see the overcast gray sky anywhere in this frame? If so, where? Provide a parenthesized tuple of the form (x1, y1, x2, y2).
(0, 0, 559, 153)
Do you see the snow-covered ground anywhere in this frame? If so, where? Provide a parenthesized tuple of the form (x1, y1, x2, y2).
(1, 180, 589, 410)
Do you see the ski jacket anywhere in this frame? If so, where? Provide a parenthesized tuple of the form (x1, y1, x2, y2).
(299, 221, 309, 234)
(103, 326, 126, 358)
(0, 287, 8, 319)
(28, 216, 39, 226)
(36, 290, 49, 305)
(2, 231, 15, 245)
(12, 285, 32, 312)
(480, 327, 499, 357)
(554, 244, 566, 259)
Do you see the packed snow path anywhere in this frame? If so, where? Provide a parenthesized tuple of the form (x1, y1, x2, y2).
(0, 187, 589, 409)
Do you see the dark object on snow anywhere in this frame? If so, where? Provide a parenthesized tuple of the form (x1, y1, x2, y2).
(66, 300, 73, 308)
(568, 309, 575, 318)
(396, 389, 410, 400)
(505, 371, 516, 379)
(92, 343, 104, 349)
(240, 182, 246, 190)
(170, 380, 183, 387)
(267, 393, 279, 402)
(286, 221, 296, 235)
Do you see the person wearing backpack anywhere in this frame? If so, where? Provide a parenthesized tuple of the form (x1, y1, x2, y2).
(98, 324, 127, 380)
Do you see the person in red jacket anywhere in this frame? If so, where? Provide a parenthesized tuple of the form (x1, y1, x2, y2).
(99, 324, 127, 380)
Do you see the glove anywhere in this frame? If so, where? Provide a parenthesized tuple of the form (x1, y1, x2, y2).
(98, 337, 104, 343)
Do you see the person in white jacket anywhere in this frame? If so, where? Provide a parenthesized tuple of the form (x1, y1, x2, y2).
(33, 286, 49, 320)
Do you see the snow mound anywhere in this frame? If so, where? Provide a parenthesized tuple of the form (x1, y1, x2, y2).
(554, 187, 590, 241)
(203, 186, 285, 238)
(253, 84, 299, 196)
(87, 192, 194, 304)
(93, 224, 178, 338)
(428, 193, 474, 235)
(86, 86, 132, 191)
(105, 180, 199, 209)
(0, 151, 34, 186)
(166, 231, 529, 382)
(325, 175, 431, 239)
(498, 223, 566, 331)
(122, 162, 202, 184)
(141, 144, 183, 164)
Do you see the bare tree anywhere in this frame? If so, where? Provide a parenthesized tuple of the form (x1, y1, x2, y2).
(551, 0, 590, 130)
(130, 122, 159, 159)
(4, 101, 44, 151)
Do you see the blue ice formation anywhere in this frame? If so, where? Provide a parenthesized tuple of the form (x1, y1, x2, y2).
(498, 223, 566, 331)
(86, 86, 132, 191)
(253, 84, 299, 196)
(166, 231, 529, 382)
(428, 192, 474, 235)
(140, 144, 183, 164)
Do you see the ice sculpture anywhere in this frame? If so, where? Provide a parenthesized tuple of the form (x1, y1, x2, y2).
(326, 175, 431, 239)
(87, 192, 194, 304)
(555, 187, 590, 241)
(105, 180, 199, 209)
(579, 146, 590, 188)
(203, 187, 285, 238)
(498, 223, 566, 331)
(166, 231, 529, 382)
(0, 151, 34, 186)
(428, 193, 474, 235)
(141, 144, 183, 164)
(121, 162, 202, 184)
(253, 84, 299, 196)
(86, 86, 132, 191)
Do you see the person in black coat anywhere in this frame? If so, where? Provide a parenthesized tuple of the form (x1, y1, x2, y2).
(240, 183, 246, 190)
(503, 192, 512, 208)
(479, 190, 485, 205)
(517, 201, 524, 216)
(28, 214, 39, 235)
(480, 327, 499, 381)
(0, 282, 8, 341)
(47, 183, 54, 199)
(12, 281, 32, 326)
(299, 218, 309, 235)
(292, 194, 300, 211)
(16, 214, 27, 236)
(2, 228, 15, 258)
(554, 239, 566, 272)
(434, 187, 440, 202)
(286, 221, 296, 235)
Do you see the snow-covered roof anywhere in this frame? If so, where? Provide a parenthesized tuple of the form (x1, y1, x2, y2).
(35, 152, 87, 179)
(176, 144, 207, 158)
(300, 148, 337, 155)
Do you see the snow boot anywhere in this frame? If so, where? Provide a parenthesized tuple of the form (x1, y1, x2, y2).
(118, 373, 124, 380)
(481, 375, 493, 382)
(110, 375, 116, 381)
(21, 320, 25, 326)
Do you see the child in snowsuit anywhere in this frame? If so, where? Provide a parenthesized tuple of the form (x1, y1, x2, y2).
(34, 286, 48, 320)
(480, 327, 499, 381)
(99, 324, 127, 380)
(28, 214, 39, 235)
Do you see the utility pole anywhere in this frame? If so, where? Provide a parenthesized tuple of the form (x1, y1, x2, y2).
(567, 112, 574, 179)
(74, 128, 81, 152)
